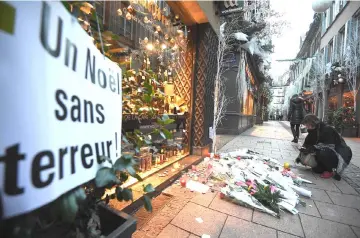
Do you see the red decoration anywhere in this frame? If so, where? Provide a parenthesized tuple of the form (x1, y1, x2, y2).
(237, 156, 241, 160)
(180, 177, 187, 187)
(219, 193, 225, 199)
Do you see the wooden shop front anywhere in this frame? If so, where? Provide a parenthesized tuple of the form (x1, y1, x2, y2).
(86, 1, 218, 192)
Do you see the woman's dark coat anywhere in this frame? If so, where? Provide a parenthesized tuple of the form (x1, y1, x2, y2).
(288, 97, 305, 124)
(303, 122, 352, 164)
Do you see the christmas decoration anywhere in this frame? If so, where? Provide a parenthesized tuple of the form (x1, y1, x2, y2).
(312, 0, 332, 13)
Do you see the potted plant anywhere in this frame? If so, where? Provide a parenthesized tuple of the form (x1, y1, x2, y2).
(2, 114, 174, 238)
(332, 106, 357, 137)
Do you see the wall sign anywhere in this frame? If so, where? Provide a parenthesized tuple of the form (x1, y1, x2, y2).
(0, 1, 122, 218)
(219, 0, 244, 16)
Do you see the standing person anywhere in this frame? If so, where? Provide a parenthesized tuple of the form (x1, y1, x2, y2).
(296, 114, 352, 180)
(288, 94, 305, 143)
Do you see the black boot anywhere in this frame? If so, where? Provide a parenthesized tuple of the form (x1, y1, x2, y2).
(333, 173, 341, 181)
(294, 137, 298, 143)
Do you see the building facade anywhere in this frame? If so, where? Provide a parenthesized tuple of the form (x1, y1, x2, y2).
(286, 0, 360, 136)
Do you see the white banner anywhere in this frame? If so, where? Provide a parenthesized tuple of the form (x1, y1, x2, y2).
(0, 1, 122, 218)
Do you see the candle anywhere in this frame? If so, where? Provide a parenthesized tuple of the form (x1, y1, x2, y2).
(180, 177, 187, 187)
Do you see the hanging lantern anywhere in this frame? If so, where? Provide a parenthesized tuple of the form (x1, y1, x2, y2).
(126, 12, 132, 20)
(156, 25, 161, 32)
(312, 0, 332, 13)
(175, 14, 179, 20)
(117, 8, 123, 16)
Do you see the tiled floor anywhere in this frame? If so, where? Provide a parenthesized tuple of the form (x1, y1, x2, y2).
(133, 121, 360, 238)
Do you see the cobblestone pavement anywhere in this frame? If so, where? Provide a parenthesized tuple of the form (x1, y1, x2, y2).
(134, 121, 360, 238)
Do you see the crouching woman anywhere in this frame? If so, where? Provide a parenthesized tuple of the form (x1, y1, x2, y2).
(296, 114, 352, 180)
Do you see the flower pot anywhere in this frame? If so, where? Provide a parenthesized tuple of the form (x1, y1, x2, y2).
(98, 203, 137, 238)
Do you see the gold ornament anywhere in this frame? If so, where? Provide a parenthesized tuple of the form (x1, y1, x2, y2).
(170, 38, 175, 44)
(284, 162, 290, 169)
(144, 16, 149, 23)
(143, 37, 149, 44)
(175, 14, 179, 20)
(117, 8, 123, 16)
(126, 12, 132, 20)
(127, 5, 134, 13)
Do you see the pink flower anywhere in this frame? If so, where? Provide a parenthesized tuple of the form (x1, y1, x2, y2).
(270, 185, 277, 194)
(235, 181, 246, 187)
(246, 180, 257, 190)
(237, 156, 241, 160)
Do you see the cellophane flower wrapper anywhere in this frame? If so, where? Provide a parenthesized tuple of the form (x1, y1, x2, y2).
(210, 149, 313, 216)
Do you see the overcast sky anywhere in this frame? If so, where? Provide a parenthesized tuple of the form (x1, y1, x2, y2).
(269, 0, 315, 82)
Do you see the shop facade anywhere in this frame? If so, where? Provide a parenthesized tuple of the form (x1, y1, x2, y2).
(87, 1, 220, 182)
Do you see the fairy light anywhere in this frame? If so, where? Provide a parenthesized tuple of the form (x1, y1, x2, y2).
(161, 43, 167, 50)
(146, 43, 154, 51)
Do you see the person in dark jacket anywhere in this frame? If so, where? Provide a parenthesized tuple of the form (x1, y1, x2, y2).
(288, 94, 305, 143)
(296, 114, 352, 180)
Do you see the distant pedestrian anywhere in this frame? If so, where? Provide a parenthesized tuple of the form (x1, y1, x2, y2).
(288, 94, 305, 143)
(296, 114, 352, 180)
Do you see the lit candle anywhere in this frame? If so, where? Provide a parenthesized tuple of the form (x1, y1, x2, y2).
(180, 177, 187, 187)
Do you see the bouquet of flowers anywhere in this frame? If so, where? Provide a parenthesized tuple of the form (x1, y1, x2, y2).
(209, 149, 312, 217)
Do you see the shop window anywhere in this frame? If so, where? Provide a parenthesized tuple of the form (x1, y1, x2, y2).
(327, 40, 333, 63)
(337, 28, 345, 61)
(242, 91, 254, 115)
(343, 91, 355, 107)
(329, 96, 338, 110)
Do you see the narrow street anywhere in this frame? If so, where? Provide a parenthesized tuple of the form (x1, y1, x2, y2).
(134, 121, 360, 238)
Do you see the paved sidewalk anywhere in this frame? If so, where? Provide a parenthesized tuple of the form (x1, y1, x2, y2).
(134, 121, 360, 238)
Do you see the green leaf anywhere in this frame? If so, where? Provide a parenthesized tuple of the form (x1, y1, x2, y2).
(162, 114, 170, 121)
(122, 136, 130, 144)
(113, 155, 137, 171)
(95, 167, 120, 187)
(161, 128, 173, 139)
(127, 166, 143, 181)
(56, 187, 86, 222)
(144, 139, 152, 145)
(162, 118, 175, 125)
(160, 131, 166, 139)
(98, 156, 113, 165)
(122, 188, 133, 201)
(143, 184, 155, 193)
(116, 186, 123, 201)
(126, 166, 143, 181)
(143, 195, 153, 212)
(143, 94, 152, 103)
(119, 171, 129, 182)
